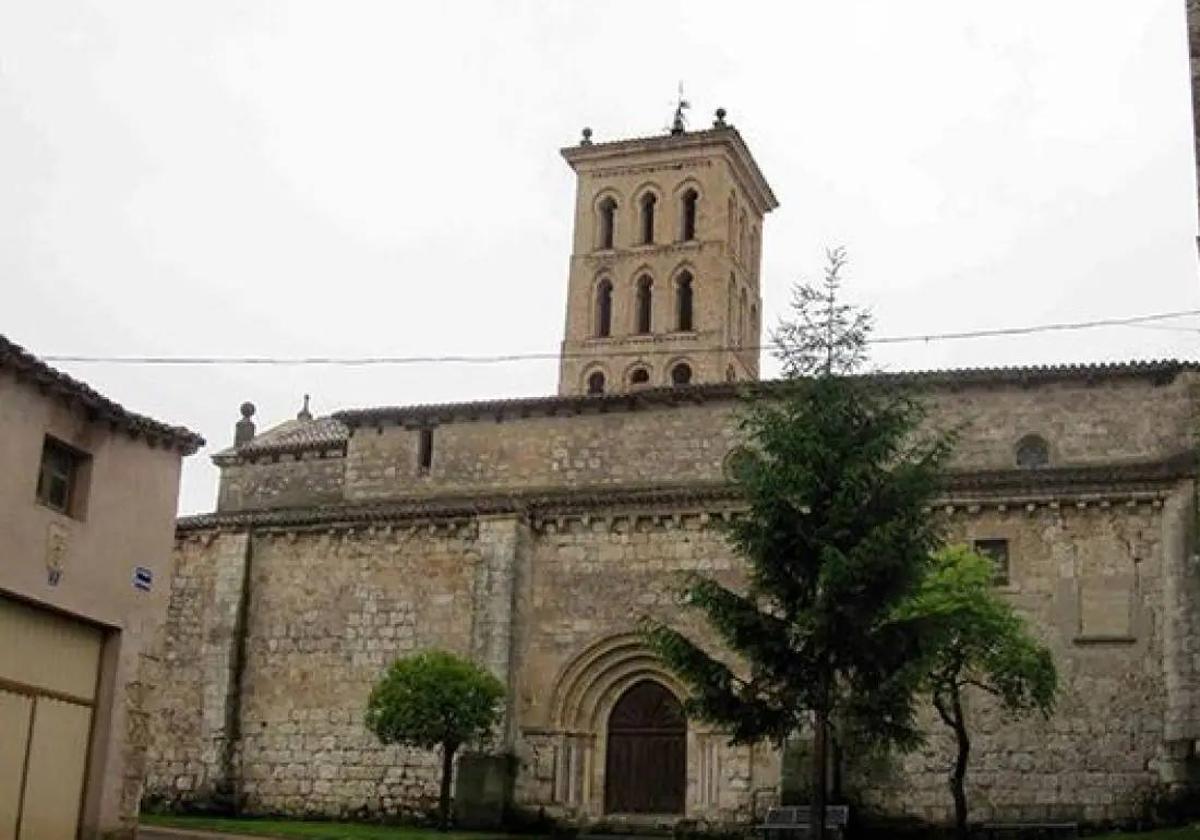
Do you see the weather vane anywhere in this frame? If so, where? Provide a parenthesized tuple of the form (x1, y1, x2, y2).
(670, 83, 690, 135)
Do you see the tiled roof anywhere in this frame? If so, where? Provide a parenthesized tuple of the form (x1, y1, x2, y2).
(334, 360, 1200, 428)
(213, 416, 347, 462)
(0, 334, 204, 453)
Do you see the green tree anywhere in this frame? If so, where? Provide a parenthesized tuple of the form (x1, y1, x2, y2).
(365, 650, 506, 830)
(899, 546, 1057, 839)
(643, 249, 952, 839)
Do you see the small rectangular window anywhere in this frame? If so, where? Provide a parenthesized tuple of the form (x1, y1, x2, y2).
(973, 538, 1010, 586)
(417, 428, 434, 474)
(36, 437, 89, 517)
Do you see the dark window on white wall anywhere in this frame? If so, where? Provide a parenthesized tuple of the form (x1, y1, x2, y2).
(595, 279, 613, 338)
(1015, 434, 1050, 469)
(587, 372, 605, 394)
(671, 363, 693, 386)
(681, 190, 698, 241)
(36, 437, 89, 516)
(676, 272, 694, 331)
(418, 428, 434, 474)
(598, 197, 617, 250)
(640, 193, 656, 245)
(636, 276, 653, 334)
(630, 367, 650, 387)
(973, 538, 1010, 585)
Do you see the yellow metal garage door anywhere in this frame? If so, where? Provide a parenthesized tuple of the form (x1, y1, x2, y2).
(0, 596, 102, 840)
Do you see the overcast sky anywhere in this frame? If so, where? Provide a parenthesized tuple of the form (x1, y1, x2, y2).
(3, 1, 1198, 514)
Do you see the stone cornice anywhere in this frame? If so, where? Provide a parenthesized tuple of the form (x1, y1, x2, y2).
(561, 127, 779, 215)
(176, 454, 1196, 536)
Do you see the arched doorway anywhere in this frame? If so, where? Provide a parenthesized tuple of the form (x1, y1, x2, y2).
(604, 680, 686, 814)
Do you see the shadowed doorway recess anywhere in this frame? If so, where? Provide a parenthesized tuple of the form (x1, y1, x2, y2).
(604, 680, 686, 814)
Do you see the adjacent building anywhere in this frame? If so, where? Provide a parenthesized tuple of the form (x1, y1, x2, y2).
(0, 336, 203, 840)
(142, 118, 1200, 828)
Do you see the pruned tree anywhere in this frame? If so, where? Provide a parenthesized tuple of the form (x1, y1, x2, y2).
(643, 249, 952, 839)
(365, 650, 506, 830)
(899, 545, 1057, 839)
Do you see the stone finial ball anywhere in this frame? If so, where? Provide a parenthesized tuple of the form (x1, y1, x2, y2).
(582, 127, 593, 142)
(240, 401, 256, 419)
(716, 108, 726, 119)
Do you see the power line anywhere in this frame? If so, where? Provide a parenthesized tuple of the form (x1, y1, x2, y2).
(39, 308, 1200, 367)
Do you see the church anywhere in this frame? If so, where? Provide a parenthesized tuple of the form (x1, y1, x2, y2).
(143, 115, 1200, 828)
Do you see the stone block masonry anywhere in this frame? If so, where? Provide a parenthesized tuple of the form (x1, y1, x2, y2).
(145, 364, 1200, 826)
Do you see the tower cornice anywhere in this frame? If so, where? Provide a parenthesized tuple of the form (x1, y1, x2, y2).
(562, 127, 778, 215)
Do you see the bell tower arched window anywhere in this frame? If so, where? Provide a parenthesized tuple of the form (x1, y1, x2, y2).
(738, 287, 748, 348)
(751, 226, 761, 280)
(640, 193, 656, 245)
(728, 275, 738, 345)
(598, 197, 617, 250)
(727, 194, 737, 253)
(681, 189, 698, 241)
(595, 279, 613, 338)
(738, 212, 748, 264)
(676, 272, 694, 332)
(636, 275, 653, 334)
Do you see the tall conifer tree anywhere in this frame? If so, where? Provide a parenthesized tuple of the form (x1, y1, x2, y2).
(643, 249, 952, 839)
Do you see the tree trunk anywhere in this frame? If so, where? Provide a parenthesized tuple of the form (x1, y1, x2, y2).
(934, 688, 970, 840)
(811, 668, 831, 840)
(438, 742, 457, 831)
(830, 729, 843, 804)
(949, 685, 970, 840)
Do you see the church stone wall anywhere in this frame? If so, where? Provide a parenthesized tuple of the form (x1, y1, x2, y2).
(853, 494, 1182, 824)
(145, 368, 1200, 827)
(145, 488, 1199, 825)
(146, 523, 490, 816)
(216, 454, 345, 512)
(511, 510, 780, 823)
(339, 373, 1196, 503)
(922, 376, 1198, 471)
(343, 403, 738, 501)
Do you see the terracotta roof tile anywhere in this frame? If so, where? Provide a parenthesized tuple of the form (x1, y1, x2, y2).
(213, 416, 347, 462)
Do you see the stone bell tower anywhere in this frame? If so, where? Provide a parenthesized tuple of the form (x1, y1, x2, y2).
(557, 109, 779, 396)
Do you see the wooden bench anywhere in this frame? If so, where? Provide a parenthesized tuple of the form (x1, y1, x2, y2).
(756, 805, 850, 838)
(980, 822, 1079, 839)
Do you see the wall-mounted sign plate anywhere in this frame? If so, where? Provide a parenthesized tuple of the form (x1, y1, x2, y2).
(133, 566, 153, 592)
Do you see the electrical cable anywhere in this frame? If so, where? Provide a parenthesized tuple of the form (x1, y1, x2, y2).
(37, 308, 1200, 366)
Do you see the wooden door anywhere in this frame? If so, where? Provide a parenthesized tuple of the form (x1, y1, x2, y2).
(0, 596, 101, 840)
(605, 681, 686, 814)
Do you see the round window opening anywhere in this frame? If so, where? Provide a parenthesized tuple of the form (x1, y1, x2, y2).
(1015, 434, 1050, 469)
(671, 363, 693, 386)
(722, 446, 757, 483)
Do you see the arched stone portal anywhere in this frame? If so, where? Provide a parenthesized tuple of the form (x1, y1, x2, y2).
(604, 680, 686, 814)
